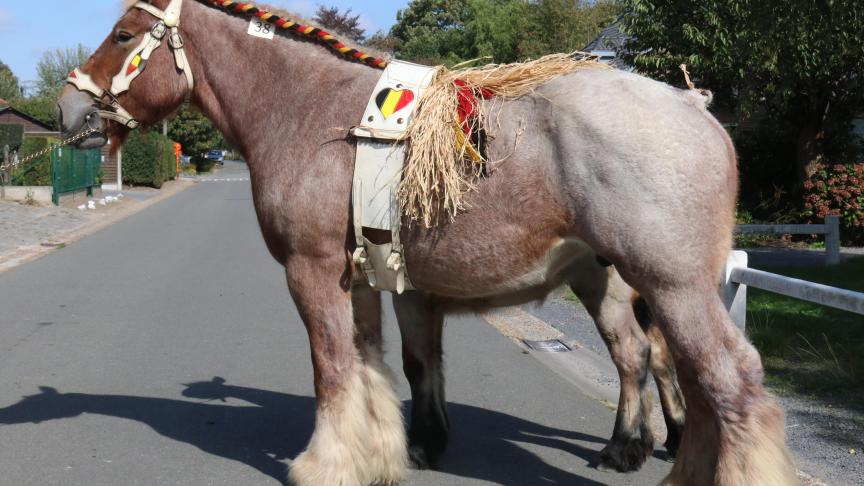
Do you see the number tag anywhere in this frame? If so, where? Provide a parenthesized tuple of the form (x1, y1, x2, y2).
(247, 19, 275, 40)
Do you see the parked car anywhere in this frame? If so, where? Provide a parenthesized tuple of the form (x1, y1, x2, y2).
(206, 149, 225, 165)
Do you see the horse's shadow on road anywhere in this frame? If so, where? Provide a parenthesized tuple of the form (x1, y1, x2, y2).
(0, 377, 609, 485)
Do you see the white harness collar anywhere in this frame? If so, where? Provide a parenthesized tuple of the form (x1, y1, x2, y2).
(66, 0, 193, 130)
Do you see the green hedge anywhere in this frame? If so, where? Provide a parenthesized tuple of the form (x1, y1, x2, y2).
(0, 124, 23, 151)
(123, 130, 177, 188)
(9, 136, 55, 186)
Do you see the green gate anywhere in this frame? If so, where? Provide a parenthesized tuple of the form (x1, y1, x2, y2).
(51, 146, 101, 205)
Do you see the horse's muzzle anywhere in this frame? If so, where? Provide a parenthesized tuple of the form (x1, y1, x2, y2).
(57, 86, 108, 149)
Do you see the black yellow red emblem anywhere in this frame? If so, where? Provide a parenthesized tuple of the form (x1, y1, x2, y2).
(375, 89, 415, 119)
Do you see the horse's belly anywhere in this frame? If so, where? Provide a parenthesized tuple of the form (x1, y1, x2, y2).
(408, 237, 592, 298)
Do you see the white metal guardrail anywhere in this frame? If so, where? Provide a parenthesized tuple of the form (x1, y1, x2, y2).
(722, 250, 864, 330)
(735, 215, 841, 265)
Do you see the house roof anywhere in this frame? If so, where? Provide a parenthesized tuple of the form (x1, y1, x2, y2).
(0, 105, 57, 134)
(584, 19, 633, 70)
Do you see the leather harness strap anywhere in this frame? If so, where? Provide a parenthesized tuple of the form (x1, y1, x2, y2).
(65, 0, 193, 130)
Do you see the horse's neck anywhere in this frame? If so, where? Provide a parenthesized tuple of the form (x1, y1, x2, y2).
(182, 1, 379, 164)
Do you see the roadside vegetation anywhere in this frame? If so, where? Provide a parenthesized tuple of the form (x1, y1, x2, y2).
(747, 258, 864, 398)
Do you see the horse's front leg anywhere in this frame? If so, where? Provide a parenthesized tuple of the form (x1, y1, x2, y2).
(391, 291, 449, 470)
(287, 255, 407, 486)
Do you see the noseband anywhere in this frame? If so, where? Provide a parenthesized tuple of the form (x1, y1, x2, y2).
(66, 0, 193, 130)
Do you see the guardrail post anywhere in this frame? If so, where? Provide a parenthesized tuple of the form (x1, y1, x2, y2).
(723, 251, 749, 331)
(825, 215, 841, 265)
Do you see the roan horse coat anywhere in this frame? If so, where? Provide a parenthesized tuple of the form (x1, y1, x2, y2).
(57, 1, 799, 484)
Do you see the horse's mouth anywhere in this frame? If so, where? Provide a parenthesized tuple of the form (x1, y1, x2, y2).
(72, 131, 108, 150)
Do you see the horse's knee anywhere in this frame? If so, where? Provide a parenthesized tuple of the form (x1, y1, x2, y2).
(288, 263, 407, 485)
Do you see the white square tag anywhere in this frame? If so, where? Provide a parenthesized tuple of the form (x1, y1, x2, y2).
(247, 19, 275, 40)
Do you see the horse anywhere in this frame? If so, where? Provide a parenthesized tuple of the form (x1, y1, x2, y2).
(57, 1, 798, 485)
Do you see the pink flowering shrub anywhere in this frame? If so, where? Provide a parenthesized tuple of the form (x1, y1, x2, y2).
(803, 163, 864, 243)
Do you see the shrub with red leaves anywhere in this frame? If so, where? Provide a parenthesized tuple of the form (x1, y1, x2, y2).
(803, 163, 864, 243)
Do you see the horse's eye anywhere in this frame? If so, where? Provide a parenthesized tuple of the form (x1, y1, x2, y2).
(115, 31, 135, 43)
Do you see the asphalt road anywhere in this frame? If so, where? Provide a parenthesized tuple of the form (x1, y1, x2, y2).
(0, 161, 672, 485)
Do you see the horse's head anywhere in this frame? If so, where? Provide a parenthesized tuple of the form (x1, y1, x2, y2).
(57, 0, 194, 149)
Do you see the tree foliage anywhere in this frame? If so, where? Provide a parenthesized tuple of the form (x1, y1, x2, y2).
(620, 0, 864, 191)
(314, 6, 366, 43)
(36, 44, 91, 99)
(0, 60, 21, 103)
(390, 0, 620, 65)
(168, 106, 226, 156)
(13, 96, 57, 129)
(3, 45, 92, 130)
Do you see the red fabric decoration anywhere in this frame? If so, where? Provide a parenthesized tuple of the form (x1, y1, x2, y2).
(454, 79, 494, 136)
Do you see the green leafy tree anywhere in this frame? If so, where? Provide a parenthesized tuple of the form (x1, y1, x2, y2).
(14, 96, 58, 129)
(9, 44, 92, 129)
(35, 44, 91, 100)
(314, 6, 366, 43)
(168, 106, 226, 156)
(621, 0, 864, 191)
(518, 0, 621, 59)
(390, 0, 620, 65)
(0, 60, 21, 103)
(364, 30, 399, 53)
(391, 0, 473, 65)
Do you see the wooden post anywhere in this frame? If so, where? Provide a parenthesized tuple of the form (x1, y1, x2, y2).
(723, 251, 749, 331)
(825, 215, 841, 265)
(1, 145, 8, 200)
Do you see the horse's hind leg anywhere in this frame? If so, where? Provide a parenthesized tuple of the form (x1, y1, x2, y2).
(568, 260, 654, 472)
(639, 281, 797, 486)
(392, 291, 449, 469)
(633, 298, 687, 458)
(287, 257, 407, 486)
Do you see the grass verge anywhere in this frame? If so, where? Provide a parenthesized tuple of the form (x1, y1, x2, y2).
(747, 257, 864, 397)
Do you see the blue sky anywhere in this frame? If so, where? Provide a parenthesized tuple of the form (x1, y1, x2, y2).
(0, 1, 409, 86)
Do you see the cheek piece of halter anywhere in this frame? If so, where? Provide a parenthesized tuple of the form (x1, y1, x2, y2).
(65, 0, 194, 131)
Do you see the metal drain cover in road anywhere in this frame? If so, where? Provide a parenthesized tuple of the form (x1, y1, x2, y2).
(523, 339, 571, 353)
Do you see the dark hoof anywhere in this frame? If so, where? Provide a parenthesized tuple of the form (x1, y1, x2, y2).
(596, 435, 654, 473)
(407, 428, 448, 470)
(664, 426, 682, 459)
(408, 444, 431, 470)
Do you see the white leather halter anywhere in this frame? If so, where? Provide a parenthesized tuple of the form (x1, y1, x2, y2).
(66, 0, 194, 130)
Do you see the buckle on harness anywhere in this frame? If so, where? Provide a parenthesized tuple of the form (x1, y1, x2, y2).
(386, 251, 403, 272)
(352, 247, 368, 265)
(151, 22, 167, 40)
(169, 31, 185, 49)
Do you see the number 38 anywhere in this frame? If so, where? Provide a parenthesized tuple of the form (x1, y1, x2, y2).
(254, 21, 272, 34)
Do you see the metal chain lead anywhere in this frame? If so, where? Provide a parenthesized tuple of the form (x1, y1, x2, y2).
(0, 128, 98, 172)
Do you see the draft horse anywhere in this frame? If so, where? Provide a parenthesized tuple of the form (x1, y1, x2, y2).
(57, 1, 798, 484)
